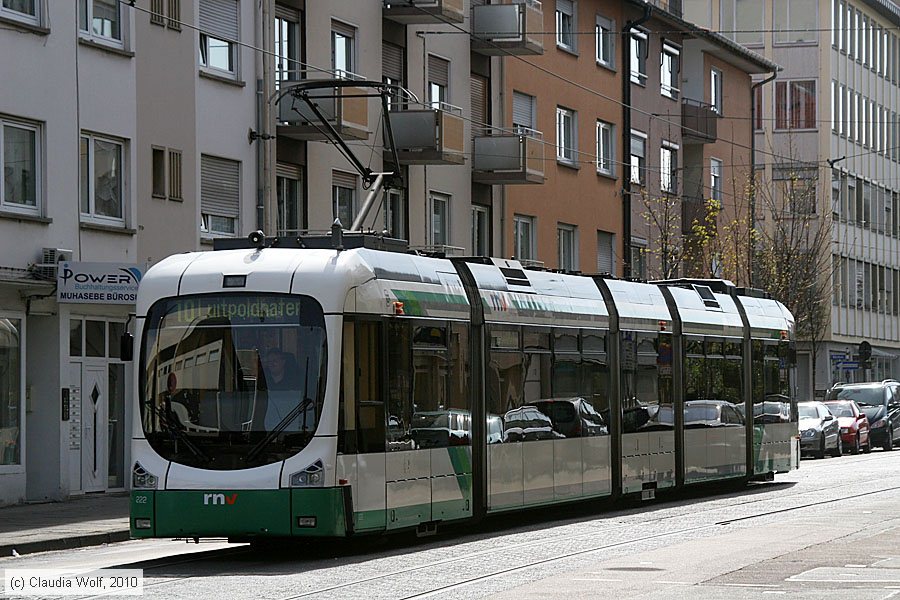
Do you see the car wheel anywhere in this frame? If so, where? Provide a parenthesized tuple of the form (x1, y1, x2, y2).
(884, 426, 894, 452)
(814, 436, 826, 459)
(851, 434, 861, 455)
(832, 434, 843, 457)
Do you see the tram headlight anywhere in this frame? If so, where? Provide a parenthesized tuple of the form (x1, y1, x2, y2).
(290, 459, 325, 487)
(132, 462, 158, 489)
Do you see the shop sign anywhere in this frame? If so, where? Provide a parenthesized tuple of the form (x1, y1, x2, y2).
(57, 262, 143, 305)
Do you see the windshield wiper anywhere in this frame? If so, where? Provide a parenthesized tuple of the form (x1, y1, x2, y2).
(149, 403, 212, 464)
(245, 397, 314, 463)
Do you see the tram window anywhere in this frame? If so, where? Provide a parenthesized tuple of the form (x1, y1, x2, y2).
(552, 353, 581, 396)
(385, 321, 411, 452)
(706, 339, 724, 356)
(524, 328, 551, 351)
(707, 339, 725, 401)
(356, 320, 385, 453)
(449, 322, 470, 412)
(490, 326, 519, 350)
(622, 331, 673, 432)
(413, 325, 447, 348)
(684, 336, 704, 402)
(523, 351, 551, 404)
(488, 350, 523, 417)
(338, 322, 357, 454)
(582, 354, 610, 419)
(722, 338, 743, 404)
(553, 329, 579, 353)
(724, 341, 741, 358)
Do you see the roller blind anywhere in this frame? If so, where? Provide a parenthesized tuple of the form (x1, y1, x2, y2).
(470, 74, 488, 134)
(332, 170, 357, 189)
(199, 0, 239, 41)
(428, 55, 450, 87)
(201, 155, 240, 217)
(332, 19, 356, 39)
(512, 91, 534, 129)
(597, 231, 614, 274)
(383, 42, 404, 83)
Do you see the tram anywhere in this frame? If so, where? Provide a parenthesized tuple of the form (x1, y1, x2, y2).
(128, 232, 799, 540)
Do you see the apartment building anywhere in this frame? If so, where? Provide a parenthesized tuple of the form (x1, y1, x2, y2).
(684, 0, 900, 396)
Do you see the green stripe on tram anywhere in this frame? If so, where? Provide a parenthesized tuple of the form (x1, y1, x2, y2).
(391, 289, 469, 316)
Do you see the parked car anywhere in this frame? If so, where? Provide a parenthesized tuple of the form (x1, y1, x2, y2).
(823, 399, 870, 454)
(684, 400, 745, 428)
(826, 380, 900, 451)
(410, 409, 470, 448)
(502, 406, 565, 442)
(530, 397, 608, 437)
(798, 401, 842, 458)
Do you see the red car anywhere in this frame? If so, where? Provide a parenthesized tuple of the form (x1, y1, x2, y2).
(824, 400, 871, 454)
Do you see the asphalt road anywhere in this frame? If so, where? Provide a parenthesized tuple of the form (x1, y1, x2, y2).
(5, 450, 900, 599)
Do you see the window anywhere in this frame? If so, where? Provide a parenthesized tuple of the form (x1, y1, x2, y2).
(774, 0, 818, 44)
(683, 0, 711, 28)
(151, 0, 180, 29)
(79, 0, 121, 42)
(385, 188, 407, 240)
(332, 20, 355, 78)
(428, 55, 450, 108)
(775, 80, 816, 129)
(332, 171, 357, 228)
(597, 230, 615, 274)
(556, 107, 576, 163)
(275, 5, 301, 84)
(383, 42, 405, 110)
(660, 43, 680, 99)
(472, 205, 489, 256)
(630, 130, 646, 185)
(720, 0, 764, 45)
(514, 215, 536, 261)
(276, 163, 302, 236)
(80, 133, 124, 223)
(0, 317, 22, 466)
(595, 15, 614, 67)
(710, 68, 723, 114)
(710, 158, 723, 201)
(199, 0, 239, 75)
(630, 239, 647, 279)
(596, 120, 614, 176)
(1, 119, 39, 215)
(512, 91, 536, 132)
(1, 0, 38, 24)
(556, 0, 575, 51)
(630, 28, 648, 85)
(200, 154, 239, 236)
(429, 192, 450, 246)
(558, 223, 578, 271)
(151, 147, 182, 201)
(660, 142, 678, 194)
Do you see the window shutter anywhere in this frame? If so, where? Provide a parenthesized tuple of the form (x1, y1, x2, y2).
(199, 0, 239, 41)
(333, 170, 357, 189)
(332, 19, 356, 39)
(470, 74, 488, 135)
(557, 0, 573, 14)
(150, 0, 165, 25)
(630, 134, 645, 158)
(201, 155, 240, 218)
(168, 150, 183, 200)
(382, 42, 404, 83)
(512, 91, 534, 130)
(428, 55, 450, 87)
(597, 232, 614, 273)
(167, 0, 181, 30)
(277, 162, 302, 181)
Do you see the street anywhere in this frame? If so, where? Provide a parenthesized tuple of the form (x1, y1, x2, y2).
(5, 450, 900, 599)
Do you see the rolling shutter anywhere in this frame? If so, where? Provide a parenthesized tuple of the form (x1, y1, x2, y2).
(428, 55, 450, 87)
(332, 19, 356, 39)
(199, 0, 239, 41)
(597, 231, 614, 274)
(200, 155, 240, 218)
(383, 42, 404, 83)
(512, 91, 534, 130)
(332, 170, 357, 190)
(470, 74, 488, 134)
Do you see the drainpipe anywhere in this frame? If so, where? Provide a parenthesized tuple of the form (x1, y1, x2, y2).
(621, 4, 652, 278)
(749, 70, 778, 287)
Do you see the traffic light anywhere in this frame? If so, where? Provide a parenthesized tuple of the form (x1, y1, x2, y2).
(858, 340, 872, 362)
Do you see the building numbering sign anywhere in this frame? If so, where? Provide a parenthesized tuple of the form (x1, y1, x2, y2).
(57, 262, 144, 305)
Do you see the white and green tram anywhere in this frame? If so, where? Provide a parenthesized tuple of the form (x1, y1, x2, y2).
(129, 234, 799, 540)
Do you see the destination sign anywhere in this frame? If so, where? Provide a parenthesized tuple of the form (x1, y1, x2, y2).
(163, 296, 307, 325)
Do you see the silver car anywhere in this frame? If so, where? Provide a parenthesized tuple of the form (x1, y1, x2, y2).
(799, 401, 842, 458)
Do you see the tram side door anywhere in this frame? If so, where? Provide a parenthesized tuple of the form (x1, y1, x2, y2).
(80, 364, 109, 493)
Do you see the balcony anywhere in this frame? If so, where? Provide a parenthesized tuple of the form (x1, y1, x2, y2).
(681, 98, 718, 144)
(645, 0, 682, 18)
(388, 104, 465, 165)
(472, 0, 544, 56)
(472, 129, 545, 184)
(383, 0, 464, 24)
(277, 77, 369, 142)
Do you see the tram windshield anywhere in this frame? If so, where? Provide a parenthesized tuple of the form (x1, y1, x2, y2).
(140, 294, 327, 470)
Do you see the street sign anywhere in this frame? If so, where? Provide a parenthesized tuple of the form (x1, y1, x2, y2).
(837, 361, 859, 370)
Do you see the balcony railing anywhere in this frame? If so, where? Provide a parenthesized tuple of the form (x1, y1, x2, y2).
(472, 128, 544, 185)
(681, 98, 718, 143)
(388, 103, 466, 165)
(472, 0, 543, 56)
(276, 74, 370, 142)
(383, 0, 464, 24)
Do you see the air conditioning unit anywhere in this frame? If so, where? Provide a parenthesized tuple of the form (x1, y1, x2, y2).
(36, 247, 73, 280)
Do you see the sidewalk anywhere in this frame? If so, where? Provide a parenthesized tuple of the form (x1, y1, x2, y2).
(0, 493, 131, 557)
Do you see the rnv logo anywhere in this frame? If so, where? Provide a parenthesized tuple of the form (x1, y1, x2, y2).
(203, 493, 238, 505)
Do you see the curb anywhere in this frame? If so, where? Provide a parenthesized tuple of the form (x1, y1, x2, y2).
(0, 530, 132, 558)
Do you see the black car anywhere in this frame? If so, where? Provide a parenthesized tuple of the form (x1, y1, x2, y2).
(825, 380, 900, 451)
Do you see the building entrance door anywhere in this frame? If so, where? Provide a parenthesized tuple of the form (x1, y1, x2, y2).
(80, 364, 108, 492)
